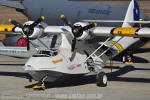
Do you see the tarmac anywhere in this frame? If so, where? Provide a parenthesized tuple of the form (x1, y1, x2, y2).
(0, 47, 150, 100)
(0, 1, 150, 100)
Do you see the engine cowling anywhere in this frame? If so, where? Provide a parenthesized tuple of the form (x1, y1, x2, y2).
(74, 22, 91, 40)
(23, 21, 44, 39)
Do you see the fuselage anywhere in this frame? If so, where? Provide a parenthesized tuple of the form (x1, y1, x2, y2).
(21, 0, 148, 26)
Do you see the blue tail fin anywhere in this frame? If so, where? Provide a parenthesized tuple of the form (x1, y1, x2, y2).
(122, 0, 140, 27)
(133, 0, 140, 21)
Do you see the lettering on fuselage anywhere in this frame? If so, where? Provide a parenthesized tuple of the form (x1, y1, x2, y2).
(88, 6, 112, 16)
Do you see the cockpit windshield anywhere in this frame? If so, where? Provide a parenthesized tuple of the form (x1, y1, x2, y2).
(32, 50, 58, 57)
(32, 34, 61, 57)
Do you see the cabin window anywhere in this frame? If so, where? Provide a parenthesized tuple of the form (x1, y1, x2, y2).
(32, 50, 58, 57)
(40, 50, 58, 56)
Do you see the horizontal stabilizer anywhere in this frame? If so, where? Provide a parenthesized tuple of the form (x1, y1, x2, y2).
(0, 0, 24, 9)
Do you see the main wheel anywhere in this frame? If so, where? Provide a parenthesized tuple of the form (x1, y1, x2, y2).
(96, 72, 107, 87)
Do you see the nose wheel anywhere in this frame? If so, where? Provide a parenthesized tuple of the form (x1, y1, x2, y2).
(96, 72, 107, 87)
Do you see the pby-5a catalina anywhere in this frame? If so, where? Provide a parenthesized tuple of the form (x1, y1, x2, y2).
(0, 0, 150, 91)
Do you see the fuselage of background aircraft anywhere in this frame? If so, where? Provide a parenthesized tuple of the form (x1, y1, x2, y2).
(20, 0, 148, 26)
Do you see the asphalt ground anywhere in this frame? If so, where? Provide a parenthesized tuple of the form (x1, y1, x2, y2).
(0, 48, 150, 100)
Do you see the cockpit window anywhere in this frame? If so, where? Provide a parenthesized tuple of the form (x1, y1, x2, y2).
(32, 34, 61, 57)
(40, 50, 58, 56)
(40, 50, 51, 55)
(32, 54, 50, 57)
(32, 50, 58, 57)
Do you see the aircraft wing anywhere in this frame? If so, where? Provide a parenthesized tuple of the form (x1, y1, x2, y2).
(82, 20, 150, 24)
(43, 26, 150, 38)
(0, 0, 24, 9)
(0, 46, 38, 58)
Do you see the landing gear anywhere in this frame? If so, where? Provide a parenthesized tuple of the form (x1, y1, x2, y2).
(96, 72, 107, 87)
(86, 57, 95, 72)
(24, 76, 47, 92)
(86, 57, 107, 87)
(123, 51, 133, 64)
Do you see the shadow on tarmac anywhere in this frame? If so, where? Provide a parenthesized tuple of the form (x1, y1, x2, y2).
(107, 65, 150, 83)
(23, 65, 150, 89)
(113, 48, 150, 63)
(134, 48, 150, 54)
(114, 55, 149, 63)
(0, 71, 32, 79)
(0, 64, 25, 66)
(0, 65, 150, 88)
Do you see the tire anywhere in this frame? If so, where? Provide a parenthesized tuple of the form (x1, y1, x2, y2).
(96, 72, 107, 87)
(122, 56, 125, 63)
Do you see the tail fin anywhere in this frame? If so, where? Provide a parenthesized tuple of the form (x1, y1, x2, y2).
(122, 0, 140, 27)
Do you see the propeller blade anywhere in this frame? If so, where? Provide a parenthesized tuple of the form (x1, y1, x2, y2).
(9, 19, 23, 28)
(9, 17, 45, 54)
(30, 16, 45, 29)
(60, 15, 96, 58)
(82, 23, 97, 31)
(60, 14, 74, 29)
(26, 34, 30, 54)
(71, 37, 76, 55)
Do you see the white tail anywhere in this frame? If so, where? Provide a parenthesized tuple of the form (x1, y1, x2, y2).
(122, 0, 140, 27)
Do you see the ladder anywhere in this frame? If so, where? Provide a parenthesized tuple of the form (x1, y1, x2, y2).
(84, 37, 123, 67)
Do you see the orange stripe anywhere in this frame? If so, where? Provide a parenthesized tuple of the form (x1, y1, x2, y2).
(52, 59, 63, 64)
(109, 41, 124, 52)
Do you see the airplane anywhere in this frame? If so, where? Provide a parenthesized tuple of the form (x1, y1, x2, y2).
(0, 0, 149, 47)
(0, 0, 150, 91)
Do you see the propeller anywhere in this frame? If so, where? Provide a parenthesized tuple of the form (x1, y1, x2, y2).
(60, 14, 97, 55)
(9, 16, 45, 53)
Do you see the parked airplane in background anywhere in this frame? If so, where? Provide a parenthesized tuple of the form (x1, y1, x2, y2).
(0, 0, 150, 91)
(0, 0, 148, 25)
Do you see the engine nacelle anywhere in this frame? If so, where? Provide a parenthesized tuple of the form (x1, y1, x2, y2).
(74, 22, 91, 40)
(23, 21, 44, 39)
